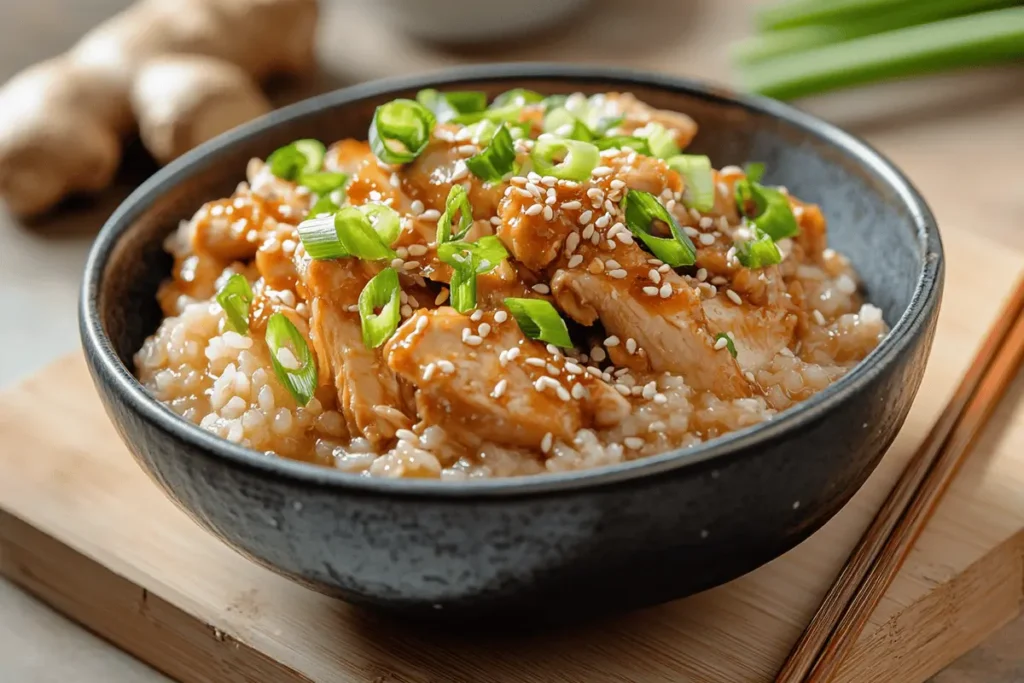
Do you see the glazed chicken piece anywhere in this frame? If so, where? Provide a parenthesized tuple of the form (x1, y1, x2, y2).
(384, 308, 630, 450)
(549, 240, 752, 399)
(701, 291, 798, 371)
(403, 125, 509, 217)
(299, 257, 410, 447)
(595, 92, 698, 149)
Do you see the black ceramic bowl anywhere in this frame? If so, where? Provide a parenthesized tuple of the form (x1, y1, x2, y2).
(80, 64, 943, 619)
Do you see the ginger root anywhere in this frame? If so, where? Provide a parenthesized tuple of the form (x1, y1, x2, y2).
(0, 0, 318, 218)
(132, 56, 272, 164)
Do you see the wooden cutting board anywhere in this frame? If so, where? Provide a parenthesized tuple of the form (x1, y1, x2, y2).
(1, 213, 1023, 683)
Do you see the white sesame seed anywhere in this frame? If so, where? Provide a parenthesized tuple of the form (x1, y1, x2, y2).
(535, 376, 561, 393)
(546, 344, 562, 356)
(547, 363, 560, 376)
(407, 244, 428, 256)
(532, 283, 551, 294)
(660, 283, 673, 298)
(400, 304, 413, 318)
(469, 310, 483, 322)
(450, 161, 469, 182)
(422, 363, 437, 381)
(610, 179, 626, 190)
(409, 200, 425, 215)
(712, 276, 729, 286)
(696, 268, 708, 281)
(714, 337, 729, 351)
(525, 203, 543, 216)
(590, 346, 607, 362)
(616, 231, 632, 244)
(643, 286, 659, 296)
(555, 386, 571, 401)
(579, 210, 594, 225)
(571, 383, 588, 400)
(435, 290, 449, 305)
(586, 366, 603, 378)
(649, 421, 666, 432)
(648, 269, 662, 284)
(403, 261, 420, 271)
(437, 360, 455, 374)
(493, 379, 508, 398)
(813, 309, 826, 325)
(614, 384, 631, 396)
(608, 269, 627, 279)
(527, 172, 542, 183)
(494, 310, 508, 323)
(368, 190, 383, 201)
(541, 433, 553, 452)
(568, 254, 584, 268)
(658, 264, 671, 273)
(745, 371, 755, 382)
(592, 166, 613, 177)
(605, 259, 621, 269)
(626, 338, 638, 354)
(478, 323, 492, 337)
(506, 347, 521, 361)
(525, 357, 546, 368)
(561, 200, 582, 211)
(727, 289, 743, 305)
(564, 361, 583, 375)
(642, 382, 657, 400)
(624, 437, 645, 450)
(699, 216, 714, 229)
(420, 209, 441, 221)
(699, 233, 716, 246)
(595, 214, 611, 229)
(605, 335, 620, 347)
(525, 182, 543, 197)
(654, 393, 668, 404)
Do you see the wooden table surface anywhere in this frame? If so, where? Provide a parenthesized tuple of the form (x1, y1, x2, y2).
(1, 0, 1022, 681)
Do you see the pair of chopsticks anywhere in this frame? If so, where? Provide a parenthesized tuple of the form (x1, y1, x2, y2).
(776, 276, 1024, 683)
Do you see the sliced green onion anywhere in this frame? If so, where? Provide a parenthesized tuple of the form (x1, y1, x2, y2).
(530, 139, 600, 182)
(735, 226, 783, 269)
(335, 205, 399, 260)
(744, 162, 766, 183)
(266, 313, 318, 406)
(543, 107, 594, 141)
(643, 123, 680, 159)
(669, 154, 716, 212)
(436, 185, 474, 244)
(621, 189, 697, 267)
(492, 89, 545, 108)
(298, 171, 347, 195)
(595, 136, 651, 154)
(267, 139, 326, 180)
(542, 94, 568, 112)
(437, 236, 509, 313)
(306, 194, 341, 220)
(466, 124, 516, 182)
(215, 273, 252, 334)
(714, 332, 738, 358)
(416, 89, 487, 123)
(358, 268, 402, 349)
(297, 203, 399, 261)
(504, 298, 573, 348)
(369, 99, 435, 165)
(735, 181, 800, 241)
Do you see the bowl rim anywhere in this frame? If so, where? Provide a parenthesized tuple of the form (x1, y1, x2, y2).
(80, 62, 943, 500)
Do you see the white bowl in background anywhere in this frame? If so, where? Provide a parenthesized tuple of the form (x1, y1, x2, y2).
(372, 0, 590, 44)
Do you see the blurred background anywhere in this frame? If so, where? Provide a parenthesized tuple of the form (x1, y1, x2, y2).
(0, 0, 1021, 680)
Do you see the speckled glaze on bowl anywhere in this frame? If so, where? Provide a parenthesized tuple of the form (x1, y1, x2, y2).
(80, 64, 943, 619)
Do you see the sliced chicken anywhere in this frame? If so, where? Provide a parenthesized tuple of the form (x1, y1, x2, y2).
(701, 293, 798, 371)
(594, 92, 698, 149)
(384, 308, 629, 450)
(299, 258, 410, 447)
(549, 241, 752, 398)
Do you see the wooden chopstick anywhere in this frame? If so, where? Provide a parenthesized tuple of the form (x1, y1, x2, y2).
(775, 276, 1024, 683)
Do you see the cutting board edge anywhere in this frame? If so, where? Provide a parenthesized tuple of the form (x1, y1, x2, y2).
(0, 509, 311, 683)
(840, 528, 1024, 683)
